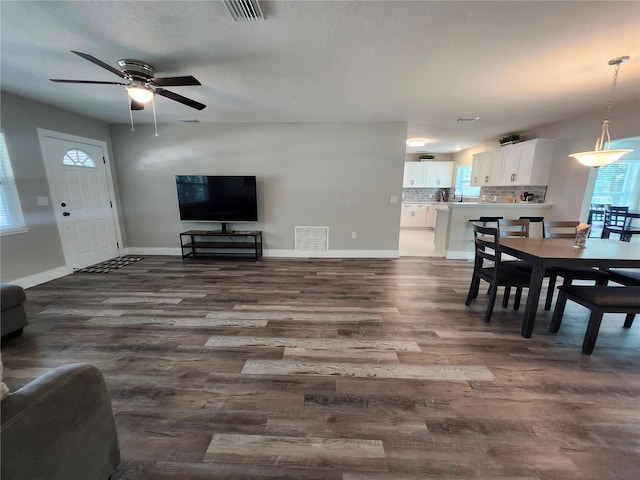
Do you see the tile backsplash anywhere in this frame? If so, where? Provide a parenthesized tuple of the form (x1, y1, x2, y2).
(403, 185, 547, 203)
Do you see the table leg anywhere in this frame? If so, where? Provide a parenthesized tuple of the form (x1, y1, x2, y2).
(521, 264, 545, 338)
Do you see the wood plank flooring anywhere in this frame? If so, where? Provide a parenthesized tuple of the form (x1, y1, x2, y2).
(2, 256, 639, 479)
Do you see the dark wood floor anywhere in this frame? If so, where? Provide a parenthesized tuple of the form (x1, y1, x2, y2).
(2, 256, 639, 479)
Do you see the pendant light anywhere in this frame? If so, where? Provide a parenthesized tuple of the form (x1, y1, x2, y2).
(568, 56, 633, 168)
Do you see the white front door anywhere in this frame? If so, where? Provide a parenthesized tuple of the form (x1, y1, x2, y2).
(39, 130, 120, 270)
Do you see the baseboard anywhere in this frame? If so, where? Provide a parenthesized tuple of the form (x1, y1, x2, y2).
(445, 250, 474, 260)
(123, 247, 399, 259)
(8, 266, 71, 289)
(265, 249, 399, 258)
(124, 247, 182, 256)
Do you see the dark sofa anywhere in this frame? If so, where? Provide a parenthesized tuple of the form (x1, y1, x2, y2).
(1, 363, 121, 480)
(1, 284, 28, 339)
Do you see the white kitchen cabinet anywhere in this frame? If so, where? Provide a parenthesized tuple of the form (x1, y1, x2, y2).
(400, 203, 428, 228)
(403, 162, 428, 188)
(425, 162, 453, 188)
(425, 203, 438, 228)
(471, 150, 502, 186)
(472, 138, 555, 187)
(499, 139, 555, 186)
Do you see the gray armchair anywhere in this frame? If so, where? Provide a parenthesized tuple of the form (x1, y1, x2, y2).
(1, 363, 120, 480)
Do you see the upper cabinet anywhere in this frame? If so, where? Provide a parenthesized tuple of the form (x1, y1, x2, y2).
(403, 162, 428, 187)
(471, 150, 503, 186)
(403, 161, 453, 188)
(425, 162, 453, 188)
(472, 139, 556, 187)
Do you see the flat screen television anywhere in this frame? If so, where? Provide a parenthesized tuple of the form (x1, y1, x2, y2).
(176, 175, 257, 232)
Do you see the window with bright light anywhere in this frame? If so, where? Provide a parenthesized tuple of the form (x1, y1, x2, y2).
(0, 131, 27, 234)
(591, 159, 640, 209)
(455, 165, 481, 198)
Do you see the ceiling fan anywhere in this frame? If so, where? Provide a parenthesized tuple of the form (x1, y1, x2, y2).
(50, 51, 206, 111)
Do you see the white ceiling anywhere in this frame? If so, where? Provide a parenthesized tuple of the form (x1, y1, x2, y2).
(1, 1, 639, 153)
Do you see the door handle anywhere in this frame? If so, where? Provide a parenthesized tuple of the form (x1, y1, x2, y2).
(63, 212, 71, 217)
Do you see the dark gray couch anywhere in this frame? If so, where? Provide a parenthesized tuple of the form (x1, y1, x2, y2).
(1, 284, 28, 339)
(1, 363, 121, 480)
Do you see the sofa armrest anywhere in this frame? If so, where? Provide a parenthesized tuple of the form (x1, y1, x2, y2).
(1, 363, 120, 480)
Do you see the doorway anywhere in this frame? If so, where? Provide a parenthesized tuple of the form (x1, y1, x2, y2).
(38, 129, 122, 271)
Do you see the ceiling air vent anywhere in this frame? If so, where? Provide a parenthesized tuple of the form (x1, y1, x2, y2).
(223, 0, 264, 21)
(456, 117, 480, 123)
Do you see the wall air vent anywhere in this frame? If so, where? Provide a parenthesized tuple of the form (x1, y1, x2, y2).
(295, 226, 329, 252)
(223, 0, 264, 21)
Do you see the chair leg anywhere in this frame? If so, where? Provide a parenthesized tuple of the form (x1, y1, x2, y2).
(465, 276, 481, 305)
(502, 286, 511, 308)
(624, 314, 635, 328)
(582, 309, 604, 355)
(513, 287, 522, 311)
(484, 282, 499, 323)
(544, 274, 557, 310)
(549, 290, 568, 333)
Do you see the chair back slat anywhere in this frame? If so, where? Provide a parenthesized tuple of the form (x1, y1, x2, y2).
(471, 223, 501, 269)
(499, 218, 530, 238)
(604, 206, 630, 228)
(543, 220, 579, 238)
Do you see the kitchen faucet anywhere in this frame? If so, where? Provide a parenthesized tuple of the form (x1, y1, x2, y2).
(454, 188, 464, 202)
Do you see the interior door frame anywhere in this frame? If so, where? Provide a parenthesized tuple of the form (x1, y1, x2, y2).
(37, 128, 124, 269)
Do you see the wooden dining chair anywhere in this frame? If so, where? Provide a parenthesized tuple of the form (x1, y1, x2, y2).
(601, 206, 640, 241)
(519, 216, 544, 238)
(498, 218, 529, 238)
(465, 223, 532, 323)
(587, 205, 607, 237)
(542, 220, 610, 310)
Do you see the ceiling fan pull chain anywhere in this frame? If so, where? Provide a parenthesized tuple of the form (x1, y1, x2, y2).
(127, 94, 135, 132)
(152, 97, 159, 137)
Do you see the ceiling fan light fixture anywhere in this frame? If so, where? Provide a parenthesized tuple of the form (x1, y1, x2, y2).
(127, 83, 154, 104)
(407, 138, 428, 147)
(569, 56, 633, 168)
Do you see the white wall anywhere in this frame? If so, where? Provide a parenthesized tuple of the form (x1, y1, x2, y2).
(108, 121, 408, 256)
(0, 92, 116, 285)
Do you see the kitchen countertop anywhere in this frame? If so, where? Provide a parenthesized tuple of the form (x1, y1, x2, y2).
(444, 202, 552, 208)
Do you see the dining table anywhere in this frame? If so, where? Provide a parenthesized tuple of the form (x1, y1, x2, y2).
(498, 237, 640, 338)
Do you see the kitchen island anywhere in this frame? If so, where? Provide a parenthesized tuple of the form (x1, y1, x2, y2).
(434, 202, 553, 259)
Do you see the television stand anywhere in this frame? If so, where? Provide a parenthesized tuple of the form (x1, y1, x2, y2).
(180, 230, 263, 261)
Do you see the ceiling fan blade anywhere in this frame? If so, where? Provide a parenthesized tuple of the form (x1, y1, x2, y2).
(50, 79, 128, 85)
(151, 76, 201, 87)
(70, 51, 128, 79)
(130, 100, 145, 111)
(155, 88, 206, 110)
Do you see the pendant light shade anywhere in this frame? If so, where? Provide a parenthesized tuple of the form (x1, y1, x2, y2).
(569, 56, 633, 168)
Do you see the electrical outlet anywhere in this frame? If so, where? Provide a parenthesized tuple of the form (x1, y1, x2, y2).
(351, 232, 357, 239)
(390, 196, 398, 204)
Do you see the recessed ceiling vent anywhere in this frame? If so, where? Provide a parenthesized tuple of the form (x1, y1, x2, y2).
(223, 0, 264, 21)
(456, 117, 480, 123)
